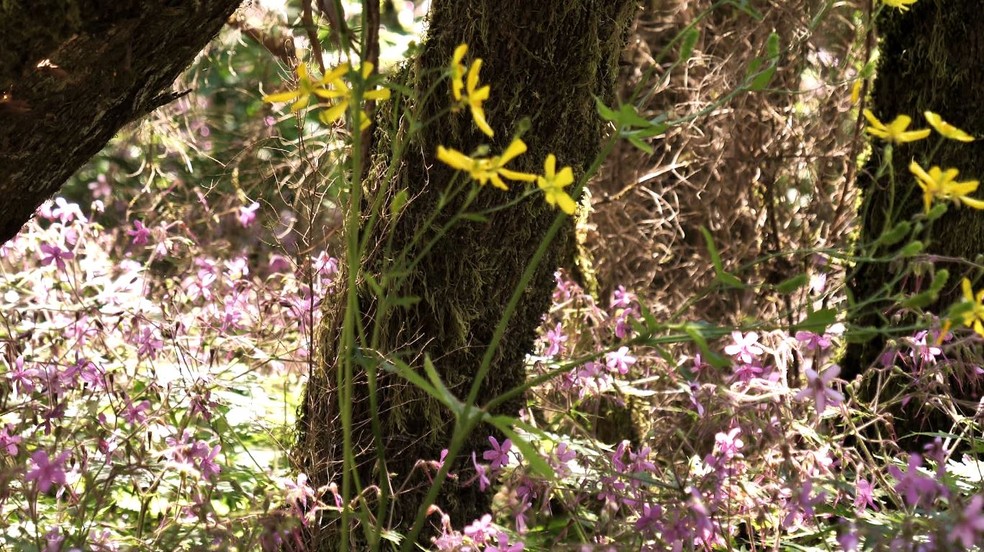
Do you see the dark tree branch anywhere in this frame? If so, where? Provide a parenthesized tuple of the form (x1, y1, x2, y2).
(0, 0, 243, 245)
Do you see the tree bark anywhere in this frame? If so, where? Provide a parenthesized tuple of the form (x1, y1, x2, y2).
(295, 0, 635, 547)
(845, 1, 984, 442)
(0, 0, 243, 245)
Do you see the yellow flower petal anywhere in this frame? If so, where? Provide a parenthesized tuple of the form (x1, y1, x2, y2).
(499, 139, 527, 164)
(489, 174, 509, 190)
(467, 59, 482, 95)
(554, 166, 574, 188)
(498, 169, 537, 182)
(924, 111, 974, 142)
(471, 104, 494, 137)
(959, 196, 984, 210)
(262, 90, 303, 104)
(437, 146, 475, 172)
(319, 101, 349, 125)
(964, 278, 975, 303)
(365, 88, 391, 101)
(555, 191, 577, 215)
(882, 0, 918, 11)
(453, 44, 468, 66)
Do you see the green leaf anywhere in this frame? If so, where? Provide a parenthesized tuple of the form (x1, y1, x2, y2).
(699, 226, 745, 289)
(925, 202, 949, 221)
(365, 273, 384, 297)
(679, 28, 699, 63)
(874, 221, 911, 247)
(727, 0, 764, 19)
(765, 32, 780, 59)
(682, 322, 730, 369)
(381, 358, 448, 410)
(749, 66, 776, 91)
(423, 355, 460, 413)
(487, 416, 555, 479)
(901, 290, 936, 309)
(627, 135, 654, 154)
(899, 240, 924, 257)
(390, 188, 409, 217)
(795, 308, 837, 333)
(844, 326, 879, 343)
(775, 273, 809, 294)
(594, 95, 619, 122)
(630, 123, 669, 139)
(745, 32, 780, 91)
(617, 104, 653, 128)
(388, 295, 421, 309)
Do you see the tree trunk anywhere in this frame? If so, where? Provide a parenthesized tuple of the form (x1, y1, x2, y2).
(0, 1, 243, 245)
(845, 1, 984, 442)
(295, 0, 635, 547)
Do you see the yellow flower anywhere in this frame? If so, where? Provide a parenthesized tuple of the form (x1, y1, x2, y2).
(850, 79, 863, 104)
(317, 62, 391, 130)
(263, 63, 343, 112)
(464, 60, 493, 137)
(436, 138, 536, 190)
(449, 44, 494, 137)
(451, 44, 468, 102)
(960, 278, 984, 337)
(863, 110, 930, 144)
(924, 111, 974, 142)
(909, 160, 984, 213)
(537, 154, 577, 215)
(882, 0, 918, 10)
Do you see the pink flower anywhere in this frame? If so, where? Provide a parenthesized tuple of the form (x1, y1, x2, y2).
(127, 220, 152, 246)
(605, 346, 636, 375)
(611, 285, 636, 309)
(487, 532, 524, 552)
(238, 202, 260, 227)
(39, 242, 74, 271)
(551, 442, 576, 477)
(795, 330, 832, 351)
(854, 477, 877, 512)
(795, 364, 844, 417)
(468, 452, 491, 491)
(0, 424, 21, 456)
(908, 330, 943, 365)
(888, 453, 942, 507)
(635, 502, 662, 532)
(50, 197, 86, 225)
(88, 174, 112, 199)
(8, 356, 39, 395)
(951, 495, 984, 548)
(463, 514, 494, 545)
(26, 450, 70, 493)
(285, 473, 317, 511)
(711, 427, 744, 464)
(483, 436, 512, 470)
(731, 361, 764, 383)
(543, 323, 567, 358)
(313, 251, 339, 278)
(724, 331, 763, 364)
(121, 399, 151, 425)
(194, 442, 222, 481)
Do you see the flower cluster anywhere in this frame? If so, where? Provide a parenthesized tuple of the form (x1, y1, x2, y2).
(438, 44, 579, 215)
(262, 61, 391, 130)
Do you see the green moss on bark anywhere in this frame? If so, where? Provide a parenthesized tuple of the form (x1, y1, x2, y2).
(845, 0, 984, 442)
(295, 1, 635, 548)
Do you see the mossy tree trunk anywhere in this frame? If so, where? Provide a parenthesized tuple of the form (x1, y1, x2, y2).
(295, 0, 635, 547)
(845, 1, 984, 441)
(0, 1, 243, 245)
